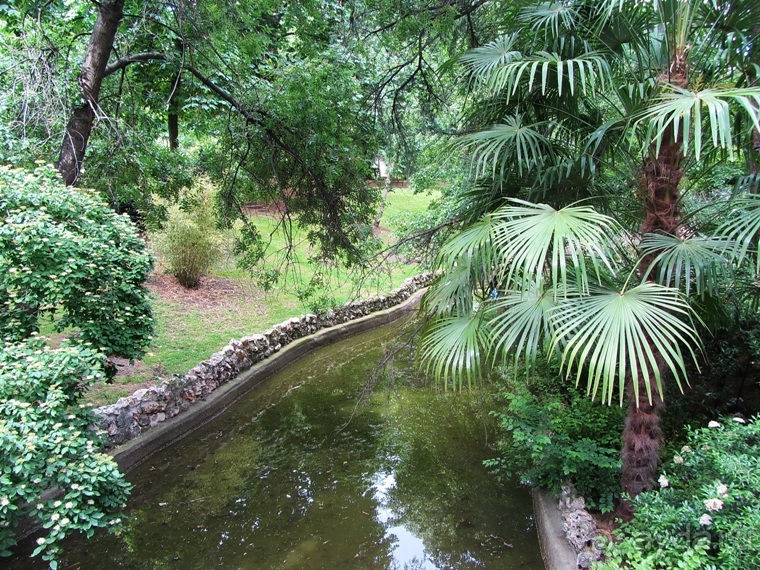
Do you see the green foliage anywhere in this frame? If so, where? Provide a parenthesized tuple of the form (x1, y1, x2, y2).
(81, 140, 195, 229)
(0, 165, 154, 360)
(153, 192, 225, 289)
(486, 371, 625, 513)
(597, 418, 760, 570)
(0, 338, 131, 566)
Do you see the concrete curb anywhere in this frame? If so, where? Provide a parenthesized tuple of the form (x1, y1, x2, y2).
(112, 288, 425, 473)
(533, 488, 579, 570)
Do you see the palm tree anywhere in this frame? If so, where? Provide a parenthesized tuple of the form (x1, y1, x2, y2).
(420, 0, 760, 501)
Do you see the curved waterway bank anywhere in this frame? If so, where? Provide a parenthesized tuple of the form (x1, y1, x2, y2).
(9, 316, 544, 569)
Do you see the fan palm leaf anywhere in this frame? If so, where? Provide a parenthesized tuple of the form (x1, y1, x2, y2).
(520, 1, 580, 40)
(489, 200, 619, 297)
(639, 233, 733, 296)
(487, 284, 557, 366)
(418, 312, 492, 391)
(717, 194, 760, 274)
(460, 115, 549, 178)
(550, 283, 702, 406)
(460, 34, 522, 85)
(638, 86, 760, 159)
(483, 51, 612, 98)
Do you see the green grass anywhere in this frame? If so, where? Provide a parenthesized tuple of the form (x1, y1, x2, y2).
(85, 188, 437, 406)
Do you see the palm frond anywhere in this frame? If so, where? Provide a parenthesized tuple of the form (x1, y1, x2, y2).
(423, 263, 478, 317)
(460, 34, 522, 85)
(489, 200, 619, 297)
(487, 284, 556, 366)
(550, 283, 702, 406)
(639, 233, 733, 296)
(733, 173, 760, 195)
(520, 2, 579, 39)
(418, 312, 491, 390)
(717, 194, 760, 273)
(425, 216, 497, 315)
(460, 115, 549, 178)
(484, 51, 612, 98)
(639, 86, 760, 159)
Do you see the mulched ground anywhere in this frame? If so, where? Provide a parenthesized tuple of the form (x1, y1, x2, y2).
(146, 272, 244, 311)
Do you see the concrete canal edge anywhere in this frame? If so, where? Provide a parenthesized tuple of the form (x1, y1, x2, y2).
(111, 287, 426, 473)
(533, 488, 580, 570)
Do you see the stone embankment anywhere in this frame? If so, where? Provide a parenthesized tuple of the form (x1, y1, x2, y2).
(94, 273, 434, 446)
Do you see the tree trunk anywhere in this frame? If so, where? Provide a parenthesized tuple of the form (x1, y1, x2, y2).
(621, 58, 689, 499)
(168, 72, 180, 150)
(621, 373, 664, 498)
(57, 0, 125, 186)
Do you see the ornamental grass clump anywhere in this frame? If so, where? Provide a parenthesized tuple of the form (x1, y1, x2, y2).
(596, 417, 760, 570)
(153, 193, 224, 289)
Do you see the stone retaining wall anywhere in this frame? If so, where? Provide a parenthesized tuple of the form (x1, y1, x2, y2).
(94, 273, 434, 446)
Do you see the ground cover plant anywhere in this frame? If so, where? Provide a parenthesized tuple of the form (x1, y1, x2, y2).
(596, 418, 760, 570)
(486, 370, 625, 513)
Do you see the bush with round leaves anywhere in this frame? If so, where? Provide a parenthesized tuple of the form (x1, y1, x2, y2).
(0, 338, 132, 568)
(0, 164, 154, 359)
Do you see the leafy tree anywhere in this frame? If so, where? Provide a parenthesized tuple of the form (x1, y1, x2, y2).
(419, 0, 760, 501)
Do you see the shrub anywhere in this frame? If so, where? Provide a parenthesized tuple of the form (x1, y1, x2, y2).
(0, 164, 154, 360)
(0, 338, 131, 568)
(485, 372, 625, 513)
(0, 165, 154, 566)
(596, 418, 760, 570)
(153, 192, 224, 289)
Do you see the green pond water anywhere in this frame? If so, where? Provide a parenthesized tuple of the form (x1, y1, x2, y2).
(12, 317, 543, 569)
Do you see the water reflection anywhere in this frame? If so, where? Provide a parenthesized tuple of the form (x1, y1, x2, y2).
(7, 317, 543, 569)
(369, 465, 436, 569)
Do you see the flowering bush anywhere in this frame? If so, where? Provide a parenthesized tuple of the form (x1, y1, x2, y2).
(0, 164, 154, 359)
(0, 165, 153, 566)
(596, 418, 760, 569)
(0, 339, 131, 568)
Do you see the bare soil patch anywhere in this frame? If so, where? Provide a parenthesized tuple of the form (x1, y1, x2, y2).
(146, 272, 245, 311)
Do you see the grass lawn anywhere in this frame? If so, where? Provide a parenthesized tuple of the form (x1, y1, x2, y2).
(86, 185, 438, 407)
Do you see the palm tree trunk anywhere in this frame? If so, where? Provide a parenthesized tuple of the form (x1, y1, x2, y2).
(621, 373, 664, 497)
(621, 60, 688, 499)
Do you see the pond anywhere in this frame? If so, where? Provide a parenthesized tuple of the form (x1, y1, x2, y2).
(12, 316, 544, 569)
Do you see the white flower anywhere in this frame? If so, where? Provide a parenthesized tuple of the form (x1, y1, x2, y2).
(673, 455, 684, 464)
(699, 513, 713, 526)
(50, 513, 59, 522)
(0, 497, 9, 507)
(716, 484, 728, 496)
(36, 537, 46, 546)
(704, 498, 724, 512)
(681, 445, 692, 454)
(732, 417, 746, 424)
(708, 421, 721, 428)
(658, 475, 670, 488)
